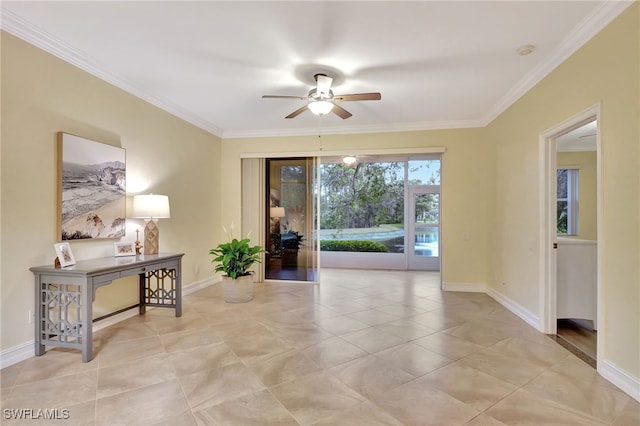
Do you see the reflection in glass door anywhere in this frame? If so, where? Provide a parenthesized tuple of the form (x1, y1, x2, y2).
(265, 158, 318, 282)
(408, 187, 440, 270)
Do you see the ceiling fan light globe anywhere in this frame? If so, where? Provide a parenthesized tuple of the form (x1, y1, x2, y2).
(308, 100, 334, 116)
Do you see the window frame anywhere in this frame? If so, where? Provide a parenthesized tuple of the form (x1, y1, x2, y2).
(557, 167, 579, 236)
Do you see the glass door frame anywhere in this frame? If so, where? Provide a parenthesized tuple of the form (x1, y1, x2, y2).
(407, 185, 441, 270)
(264, 157, 319, 283)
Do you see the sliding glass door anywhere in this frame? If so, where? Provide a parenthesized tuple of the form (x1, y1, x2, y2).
(265, 158, 318, 282)
(408, 187, 440, 270)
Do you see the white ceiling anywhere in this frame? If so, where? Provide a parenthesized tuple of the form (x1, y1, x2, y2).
(557, 119, 597, 152)
(1, 1, 632, 139)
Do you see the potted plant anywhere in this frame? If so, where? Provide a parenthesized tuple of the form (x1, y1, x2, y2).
(209, 224, 265, 303)
(281, 230, 304, 267)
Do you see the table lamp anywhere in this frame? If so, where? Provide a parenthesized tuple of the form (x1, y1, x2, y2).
(132, 194, 171, 255)
(270, 206, 285, 233)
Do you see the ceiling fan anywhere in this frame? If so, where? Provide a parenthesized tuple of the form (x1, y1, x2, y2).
(262, 73, 381, 119)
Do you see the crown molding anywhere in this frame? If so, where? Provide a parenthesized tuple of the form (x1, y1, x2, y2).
(222, 119, 483, 139)
(1, 9, 224, 137)
(481, 0, 634, 126)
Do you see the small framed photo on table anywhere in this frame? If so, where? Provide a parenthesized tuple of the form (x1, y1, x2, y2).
(114, 242, 136, 257)
(54, 242, 75, 267)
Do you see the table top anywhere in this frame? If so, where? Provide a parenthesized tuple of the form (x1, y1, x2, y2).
(30, 252, 184, 275)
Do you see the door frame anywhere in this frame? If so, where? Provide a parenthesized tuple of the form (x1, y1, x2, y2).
(539, 103, 602, 360)
(407, 185, 441, 270)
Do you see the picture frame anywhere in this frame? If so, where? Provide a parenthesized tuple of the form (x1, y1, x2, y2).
(54, 242, 76, 267)
(114, 242, 136, 257)
(58, 132, 126, 240)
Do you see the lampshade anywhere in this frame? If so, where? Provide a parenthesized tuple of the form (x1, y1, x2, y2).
(308, 100, 334, 116)
(132, 194, 171, 219)
(270, 207, 286, 218)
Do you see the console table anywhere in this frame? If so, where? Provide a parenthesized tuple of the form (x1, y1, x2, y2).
(30, 252, 184, 362)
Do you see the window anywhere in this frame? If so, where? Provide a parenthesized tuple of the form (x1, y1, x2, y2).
(320, 160, 405, 253)
(408, 159, 440, 185)
(319, 156, 442, 255)
(557, 168, 579, 235)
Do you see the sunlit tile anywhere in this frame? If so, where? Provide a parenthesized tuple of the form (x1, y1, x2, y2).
(376, 342, 453, 377)
(486, 388, 609, 425)
(311, 401, 404, 425)
(314, 315, 369, 335)
(270, 371, 365, 425)
(96, 379, 190, 426)
(167, 342, 240, 376)
(416, 362, 516, 411)
(370, 377, 480, 425)
(346, 309, 400, 326)
(159, 326, 222, 352)
(523, 370, 632, 423)
(302, 337, 368, 368)
(413, 331, 484, 360)
(245, 348, 321, 387)
(193, 389, 298, 425)
(179, 363, 266, 411)
(97, 353, 175, 399)
(328, 354, 415, 399)
(4, 371, 97, 413)
(340, 327, 406, 353)
(373, 319, 438, 341)
(458, 347, 545, 387)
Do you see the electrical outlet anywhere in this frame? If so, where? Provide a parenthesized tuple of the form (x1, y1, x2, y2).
(194, 264, 199, 275)
(28, 310, 33, 324)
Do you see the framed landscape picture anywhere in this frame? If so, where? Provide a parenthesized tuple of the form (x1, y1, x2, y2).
(58, 133, 126, 240)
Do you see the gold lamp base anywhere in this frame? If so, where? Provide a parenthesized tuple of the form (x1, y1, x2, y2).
(143, 219, 160, 255)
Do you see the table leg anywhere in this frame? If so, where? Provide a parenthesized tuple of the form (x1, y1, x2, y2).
(175, 265, 182, 317)
(34, 276, 45, 356)
(139, 273, 146, 315)
(81, 282, 93, 363)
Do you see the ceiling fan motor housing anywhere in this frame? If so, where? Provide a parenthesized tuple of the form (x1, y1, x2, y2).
(308, 88, 334, 101)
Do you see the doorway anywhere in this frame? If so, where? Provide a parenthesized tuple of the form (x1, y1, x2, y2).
(265, 157, 318, 282)
(408, 187, 440, 270)
(541, 104, 601, 366)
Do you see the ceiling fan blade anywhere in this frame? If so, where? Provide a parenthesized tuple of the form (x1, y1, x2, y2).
(262, 95, 307, 100)
(332, 104, 352, 119)
(333, 92, 382, 102)
(285, 105, 309, 119)
(316, 74, 333, 97)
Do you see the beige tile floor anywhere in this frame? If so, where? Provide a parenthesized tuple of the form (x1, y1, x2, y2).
(2, 269, 639, 425)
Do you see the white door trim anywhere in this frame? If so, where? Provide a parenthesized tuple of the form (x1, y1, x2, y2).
(538, 103, 602, 360)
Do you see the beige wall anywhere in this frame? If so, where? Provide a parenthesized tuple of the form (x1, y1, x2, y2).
(1, 32, 221, 351)
(221, 129, 493, 289)
(486, 4, 639, 378)
(557, 151, 597, 240)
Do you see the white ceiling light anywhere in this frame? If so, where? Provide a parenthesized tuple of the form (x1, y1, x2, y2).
(342, 156, 357, 165)
(308, 100, 334, 116)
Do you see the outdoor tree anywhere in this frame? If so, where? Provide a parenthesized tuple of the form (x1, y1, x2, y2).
(320, 161, 404, 229)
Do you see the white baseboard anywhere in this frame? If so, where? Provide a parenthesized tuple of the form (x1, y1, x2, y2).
(599, 359, 640, 402)
(0, 277, 219, 370)
(447, 282, 540, 331)
(485, 286, 540, 330)
(442, 281, 487, 292)
(183, 276, 220, 295)
(0, 340, 33, 370)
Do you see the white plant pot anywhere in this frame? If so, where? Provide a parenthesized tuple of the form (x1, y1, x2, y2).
(222, 274, 254, 303)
